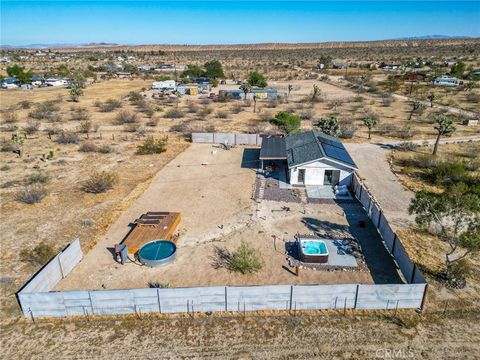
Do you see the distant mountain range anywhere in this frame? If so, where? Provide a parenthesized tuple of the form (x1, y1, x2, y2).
(0, 36, 475, 49)
(0, 42, 120, 49)
(391, 35, 473, 40)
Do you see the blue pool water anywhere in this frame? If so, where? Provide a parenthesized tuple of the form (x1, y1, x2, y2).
(300, 240, 328, 255)
(138, 240, 176, 267)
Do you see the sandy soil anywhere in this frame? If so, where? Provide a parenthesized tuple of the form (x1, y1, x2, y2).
(57, 144, 377, 291)
(1, 311, 479, 359)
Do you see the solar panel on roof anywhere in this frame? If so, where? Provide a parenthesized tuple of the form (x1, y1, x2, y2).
(322, 144, 355, 166)
(317, 136, 344, 149)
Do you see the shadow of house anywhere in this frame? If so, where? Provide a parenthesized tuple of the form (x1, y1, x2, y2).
(301, 204, 403, 284)
(339, 203, 403, 284)
(241, 148, 260, 169)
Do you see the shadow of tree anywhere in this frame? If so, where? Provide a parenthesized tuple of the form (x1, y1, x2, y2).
(210, 246, 234, 270)
(301, 217, 352, 239)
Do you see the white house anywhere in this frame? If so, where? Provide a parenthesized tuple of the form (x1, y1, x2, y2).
(259, 131, 357, 187)
(44, 78, 68, 87)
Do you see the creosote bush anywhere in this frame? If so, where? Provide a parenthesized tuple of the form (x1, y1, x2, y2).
(97, 144, 112, 154)
(136, 136, 168, 155)
(230, 240, 263, 274)
(115, 110, 138, 125)
(82, 171, 118, 193)
(164, 108, 185, 119)
(15, 185, 47, 204)
(27, 172, 49, 185)
(20, 242, 56, 267)
(56, 132, 81, 144)
(97, 99, 122, 112)
(79, 141, 98, 152)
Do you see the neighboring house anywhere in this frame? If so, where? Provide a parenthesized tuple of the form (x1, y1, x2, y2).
(192, 77, 211, 84)
(433, 76, 461, 87)
(259, 131, 357, 187)
(152, 80, 176, 90)
(251, 89, 278, 100)
(1, 77, 19, 89)
(219, 89, 245, 99)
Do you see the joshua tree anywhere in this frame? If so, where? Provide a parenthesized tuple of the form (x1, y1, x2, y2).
(287, 84, 293, 102)
(408, 100, 425, 120)
(240, 83, 251, 102)
(363, 116, 377, 140)
(315, 116, 340, 137)
(432, 115, 456, 155)
(253, 94, 257, 113)
(311, 84, 321, 102)
(427, 92, 436, 108)
(69, 73, 86, 102)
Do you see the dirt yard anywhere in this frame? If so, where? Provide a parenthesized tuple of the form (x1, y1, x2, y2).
(56, 144, 399, 292)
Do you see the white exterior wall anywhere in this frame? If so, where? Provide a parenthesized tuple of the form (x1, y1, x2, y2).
(289, 159, 354, 186)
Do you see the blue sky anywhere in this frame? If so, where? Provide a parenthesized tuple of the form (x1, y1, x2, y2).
(1, 1, 479, 46)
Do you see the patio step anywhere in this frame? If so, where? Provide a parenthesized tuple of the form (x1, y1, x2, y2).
(257, 178, 266, 200)
(299, 188, 308, 203)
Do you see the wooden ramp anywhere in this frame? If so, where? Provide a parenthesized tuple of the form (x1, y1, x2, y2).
(123, 212, 181, 254)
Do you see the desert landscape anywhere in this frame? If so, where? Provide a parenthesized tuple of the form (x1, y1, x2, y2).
(1, 21, 479, 359)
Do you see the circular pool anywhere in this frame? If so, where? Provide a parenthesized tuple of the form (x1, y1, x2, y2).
(138, 240, 176, 267)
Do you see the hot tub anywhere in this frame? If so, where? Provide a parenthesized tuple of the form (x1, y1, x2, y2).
(298, 239, 329, 263)
(138, 240, 176, 267)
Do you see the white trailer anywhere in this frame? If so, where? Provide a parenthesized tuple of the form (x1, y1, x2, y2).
(152, 80, 176, 91)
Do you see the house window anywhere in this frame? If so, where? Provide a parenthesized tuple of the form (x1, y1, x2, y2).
(324, 170, 340, 186)
(297, 169, 306, 184)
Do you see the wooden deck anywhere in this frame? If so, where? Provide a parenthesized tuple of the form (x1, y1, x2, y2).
(123, 212, 181, 254)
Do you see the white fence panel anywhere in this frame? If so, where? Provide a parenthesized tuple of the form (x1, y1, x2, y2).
(58, 239, 83, 276)
(63, 290, 92, 316)
(226, 285, 291, 311)
(393, 241, 415, 282)
(90, 290, 135, 315)
(234, 133, 250, 145)
(293, 284, 357, 310)
(378, 216, 396, 251)
(159, 286, 225, 313)
(20, 258, 63, 294)
(191, 133, 214, 143)
(213, 133, 235, 144)
(18, 292, 67, 317)
(356, 284, 425, 309)
(132, 288, 161, 314)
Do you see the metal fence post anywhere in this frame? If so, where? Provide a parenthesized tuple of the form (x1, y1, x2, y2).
(88, 291, 94, 316)
(354, 284, 360, 309)
(57, 255, 65, 279)
(157, 288, 161, 313)
(289, 285, 294, 310)
(224, 287, 228, 312)
(29, 308, 35, 323)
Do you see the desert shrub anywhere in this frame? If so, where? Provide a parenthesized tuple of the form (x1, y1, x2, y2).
(128, 91, 144, 103)
(70, 106, 90, 121)
(382, 96, 393, 107)
(20, 242, 56, 267)
(466, 92, 480, 103)
(429, 161, 467, 185)
(164, 109, 184, 119)
(123, 124, 140, 132)
(18, 100, 32, 109)
(259, 111, 273, 121)
(1, 140, 19, 153)
(145, 117, 159, 127)
(377, 123, 397, 136)
(170, 123, 190, 134)
(79, 141, 98, 152)
(77, 120, 92, 133)
(445, 259, 471, 289)
(2, 111, 17, 124)
(27, 172, 49, 185)
(82, 171, 118, 193)
(197, 108, 213, 118)
(398, 127, 415, 139)
(339, 128, 356, 139)
(97, 144, 112, 154)
(29, 101, 60, 120)
(136, 136, 168, 155)
(230, 241, 263, 274)
(216, 110, 229, 119)
(1, 123, 19, 132)
(56, 132, 81, 144)
(114, 110, 138, 124)
(15, 185, 47, 204)
(396, 142, 419, 152)
(243, 99, 252, 107)
(23, 121, 40, 136)
(353, 95, 364, 103)
(186, 103, 199, 113)
(230, 104, 243, 114)
(1, 165, 10, 171)
(299, 110, 314, 120)
(265, 100, 279, 108)
(412, 154, 439, 169)
(97, 99, 122, 112)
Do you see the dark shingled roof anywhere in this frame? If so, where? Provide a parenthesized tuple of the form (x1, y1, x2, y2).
(259, 137, 287, 159)
(285, 131, 357, 169)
